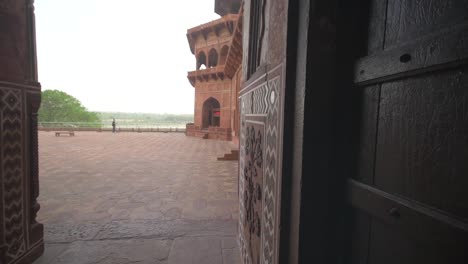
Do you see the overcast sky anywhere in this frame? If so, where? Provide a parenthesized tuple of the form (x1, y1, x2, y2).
(36, 0, 219, 114)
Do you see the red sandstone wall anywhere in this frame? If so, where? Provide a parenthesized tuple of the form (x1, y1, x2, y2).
(194, 78, 233, 129)
(194, 28, 232, 69)
(188, 15, 241, 141)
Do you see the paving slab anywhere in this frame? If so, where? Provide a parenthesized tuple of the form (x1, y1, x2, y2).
(34, 132, 240, 264)
(223, 248, 242, 264)
(168, 237, 223, 264)
(42, 239, 172, 264)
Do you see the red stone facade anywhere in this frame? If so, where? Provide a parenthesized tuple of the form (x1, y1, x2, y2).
(186, 10, 243, 142)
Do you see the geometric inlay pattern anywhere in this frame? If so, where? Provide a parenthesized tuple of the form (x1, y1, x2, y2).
(242, 124, 264, 264)
(239, 67, 281, 264)
(0, 87, 26, 263)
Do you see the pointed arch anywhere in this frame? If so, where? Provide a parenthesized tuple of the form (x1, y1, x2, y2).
(202, 97, 221, 128)
(197, 51, 207, 70)
(208, 48, 219, 68)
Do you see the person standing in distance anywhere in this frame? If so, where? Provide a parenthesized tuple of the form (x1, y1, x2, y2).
(112, 118, 116, 133)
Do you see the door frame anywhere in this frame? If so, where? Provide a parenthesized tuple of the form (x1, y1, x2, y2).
(279, 0, 354, 263)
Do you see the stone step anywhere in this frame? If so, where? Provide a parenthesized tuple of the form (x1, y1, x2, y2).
(217, 149, 239, 161)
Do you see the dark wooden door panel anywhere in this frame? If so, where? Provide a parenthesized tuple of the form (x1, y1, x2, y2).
(348, 179, 468, 263)
(375, 67, 468, 219)
(354, 85, 380, 185)
(348, 180, 468, 244)
(348, 209, 372, 264)
(384, 0, 468, 49)
(347, 0, 468, 262)
(355, 23, 468, 85)
(368, 219, 464, 264)
(365, 0, 387, 55)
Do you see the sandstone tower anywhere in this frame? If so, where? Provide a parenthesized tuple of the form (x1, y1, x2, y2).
(186, 3, 242, 142)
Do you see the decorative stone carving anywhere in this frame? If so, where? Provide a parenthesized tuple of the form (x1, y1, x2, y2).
(1, 88, 26, 263)
(28, 92, 41, 226)
(239, 65, 282, 264)
(243, 125, 263, 264)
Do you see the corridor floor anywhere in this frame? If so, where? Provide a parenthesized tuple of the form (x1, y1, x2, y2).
(34, 131, 240, 264)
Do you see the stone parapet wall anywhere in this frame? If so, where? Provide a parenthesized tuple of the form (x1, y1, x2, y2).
(39, 127, 185, 133)
(186, 123, 232, 141)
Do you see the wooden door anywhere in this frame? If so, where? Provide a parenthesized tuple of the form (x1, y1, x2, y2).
(0, 1, 44, 263)
(348, 0, 468, 263)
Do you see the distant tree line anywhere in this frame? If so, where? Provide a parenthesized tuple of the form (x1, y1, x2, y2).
(98, 112, 194, 123)
(38, 90, 194, 125)
(38, 90, 100, 123)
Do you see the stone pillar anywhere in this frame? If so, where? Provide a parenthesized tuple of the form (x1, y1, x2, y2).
(0, 0, 44, 263)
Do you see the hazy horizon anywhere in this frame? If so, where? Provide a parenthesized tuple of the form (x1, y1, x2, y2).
(94, 111, 194, 115)
(36, 0, 220, 114)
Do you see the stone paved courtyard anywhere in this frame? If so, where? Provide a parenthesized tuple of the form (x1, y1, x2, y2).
(34, 131, 240, 264)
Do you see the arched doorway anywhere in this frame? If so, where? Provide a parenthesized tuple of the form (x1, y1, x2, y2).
(197, 51, 207, 69)
(208, 48, 219, 68)
(202, 97, 220, 129)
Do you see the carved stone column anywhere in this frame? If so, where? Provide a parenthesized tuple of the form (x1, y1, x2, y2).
(0, 0, 43, 263)
(28, 91, 43, 249)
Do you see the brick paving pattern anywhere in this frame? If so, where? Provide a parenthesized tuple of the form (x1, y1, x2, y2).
(34, 131, 240, 264)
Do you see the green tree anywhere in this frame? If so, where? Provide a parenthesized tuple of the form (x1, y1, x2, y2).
(38, 90, 100, 123)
